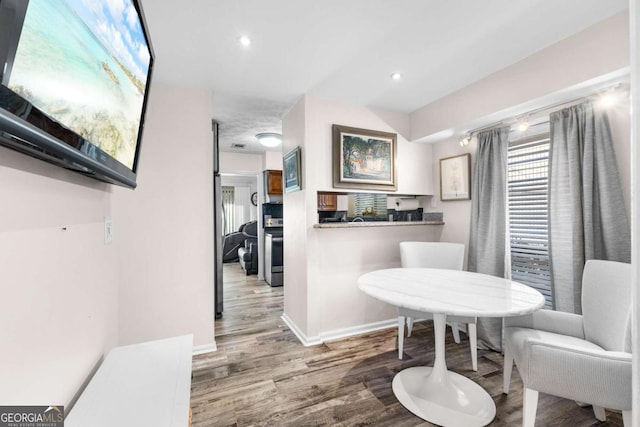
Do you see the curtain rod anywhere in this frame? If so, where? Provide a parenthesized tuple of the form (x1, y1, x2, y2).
(466, 83, 629, 136)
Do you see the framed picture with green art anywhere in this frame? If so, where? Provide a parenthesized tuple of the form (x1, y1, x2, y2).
(332, 124, 397, 191)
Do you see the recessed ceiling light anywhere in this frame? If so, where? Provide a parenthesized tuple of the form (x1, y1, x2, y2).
(239, 36, 251, 47)
(391, 73, 402, 81)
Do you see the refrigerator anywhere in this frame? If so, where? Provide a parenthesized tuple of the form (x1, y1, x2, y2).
(213, 120, 223, 318)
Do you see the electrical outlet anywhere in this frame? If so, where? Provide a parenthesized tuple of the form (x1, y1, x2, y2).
(104, 216, 114, 244)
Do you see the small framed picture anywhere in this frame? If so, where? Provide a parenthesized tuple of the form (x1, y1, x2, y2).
(440, 153, 471, 201)
(283, 146, 302, 193)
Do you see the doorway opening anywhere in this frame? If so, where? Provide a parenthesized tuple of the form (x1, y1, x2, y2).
(214, 172, 260, 321)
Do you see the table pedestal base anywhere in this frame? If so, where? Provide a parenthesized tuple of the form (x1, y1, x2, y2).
(392, 366, 496, 427)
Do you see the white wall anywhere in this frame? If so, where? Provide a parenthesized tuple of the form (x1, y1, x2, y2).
(219, 152, 263, 174)
(113, 83, 215, 348)
(283, 96, 436, 341)
(282, 97, 308, 333)
(411, 11, 629, 142)
(608, 106, 632, 218)
(263, 151, 283, 170)
(309, 226, 438, 338)
(0, 147, 118, 405)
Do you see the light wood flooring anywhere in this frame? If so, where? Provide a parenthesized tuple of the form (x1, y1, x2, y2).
(190, 263, 623, 426)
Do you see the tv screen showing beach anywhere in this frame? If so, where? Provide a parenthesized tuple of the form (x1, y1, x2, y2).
(7, 0, 151, 170)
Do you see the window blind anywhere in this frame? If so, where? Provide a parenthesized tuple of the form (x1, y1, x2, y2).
(508, 133, 553, 308)
(352, 193, 387, 217)
(222, 186, 235, 235)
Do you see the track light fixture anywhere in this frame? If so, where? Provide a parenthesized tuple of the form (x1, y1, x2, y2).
(516, 115, 530, 133)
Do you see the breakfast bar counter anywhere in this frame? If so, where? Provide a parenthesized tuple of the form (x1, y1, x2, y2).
(313, 220, 444, 229)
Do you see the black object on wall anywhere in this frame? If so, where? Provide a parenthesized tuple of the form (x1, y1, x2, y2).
(0, 0, 154, 188)
(213, 120, 223, 318)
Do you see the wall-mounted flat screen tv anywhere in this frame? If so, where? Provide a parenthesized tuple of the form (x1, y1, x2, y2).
(0, 0, 154, 188)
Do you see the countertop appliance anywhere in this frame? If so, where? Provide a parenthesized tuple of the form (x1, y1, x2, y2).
(265, 218, 283, 227)
(262, 203, 283, 228)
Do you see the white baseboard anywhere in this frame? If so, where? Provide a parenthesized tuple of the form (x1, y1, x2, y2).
(192, 342, 217, 355)
(281, 313, 397, 346)
(281, 313, 323, 346)
(319, 318, 397, 343)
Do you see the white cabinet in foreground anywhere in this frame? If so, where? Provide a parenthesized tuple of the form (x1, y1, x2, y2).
(66, 335, 193, 427)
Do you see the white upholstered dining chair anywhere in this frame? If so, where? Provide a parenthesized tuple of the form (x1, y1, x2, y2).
(398, 241, 478, 371)
(503, 260, 632, 426)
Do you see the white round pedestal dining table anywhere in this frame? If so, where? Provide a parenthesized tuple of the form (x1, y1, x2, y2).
(358, 268, 545, 427)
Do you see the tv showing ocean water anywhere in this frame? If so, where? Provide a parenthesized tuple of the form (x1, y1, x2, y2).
(7, 0, 151, 170)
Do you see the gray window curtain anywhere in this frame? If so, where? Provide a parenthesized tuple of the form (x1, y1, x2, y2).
(548, 101, 630, 314)
(468, 126, 510, 351)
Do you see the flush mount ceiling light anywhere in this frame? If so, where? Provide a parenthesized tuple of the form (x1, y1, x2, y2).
(391, 72, 402, 81)
(239, 35, 251, 47)
(256, 132, 282, 147)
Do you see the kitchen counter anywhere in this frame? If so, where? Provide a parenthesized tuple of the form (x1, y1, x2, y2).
(313, 221, 444, 229)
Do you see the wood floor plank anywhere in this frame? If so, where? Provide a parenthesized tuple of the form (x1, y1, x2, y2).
(237, 387, 385, 427)
(189, 263, 624, 426)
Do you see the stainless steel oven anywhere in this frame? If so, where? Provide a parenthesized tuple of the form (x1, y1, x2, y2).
(265, 230, 283, 287)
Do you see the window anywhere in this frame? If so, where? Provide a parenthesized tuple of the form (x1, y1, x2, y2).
(221, 186, 235, 235)
(350, 193, 387, 218)
(507, 132, 553, 308)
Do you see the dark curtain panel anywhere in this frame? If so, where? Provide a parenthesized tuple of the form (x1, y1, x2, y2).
(468, 126, 510, 350)
(548, 101, 630, 314)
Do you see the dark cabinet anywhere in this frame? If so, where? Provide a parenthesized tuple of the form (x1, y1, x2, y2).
(317, 193, 338, 211)
(265, 170, 283, 195)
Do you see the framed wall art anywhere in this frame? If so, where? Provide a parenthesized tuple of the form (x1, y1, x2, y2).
(332, 124, 397, 191)
(440, 153, 471, 201)
(283, 146, 302, 193)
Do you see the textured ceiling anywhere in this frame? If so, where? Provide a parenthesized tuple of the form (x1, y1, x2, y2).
(140, 0, 628, 153)
(212, 93, 292, 153)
